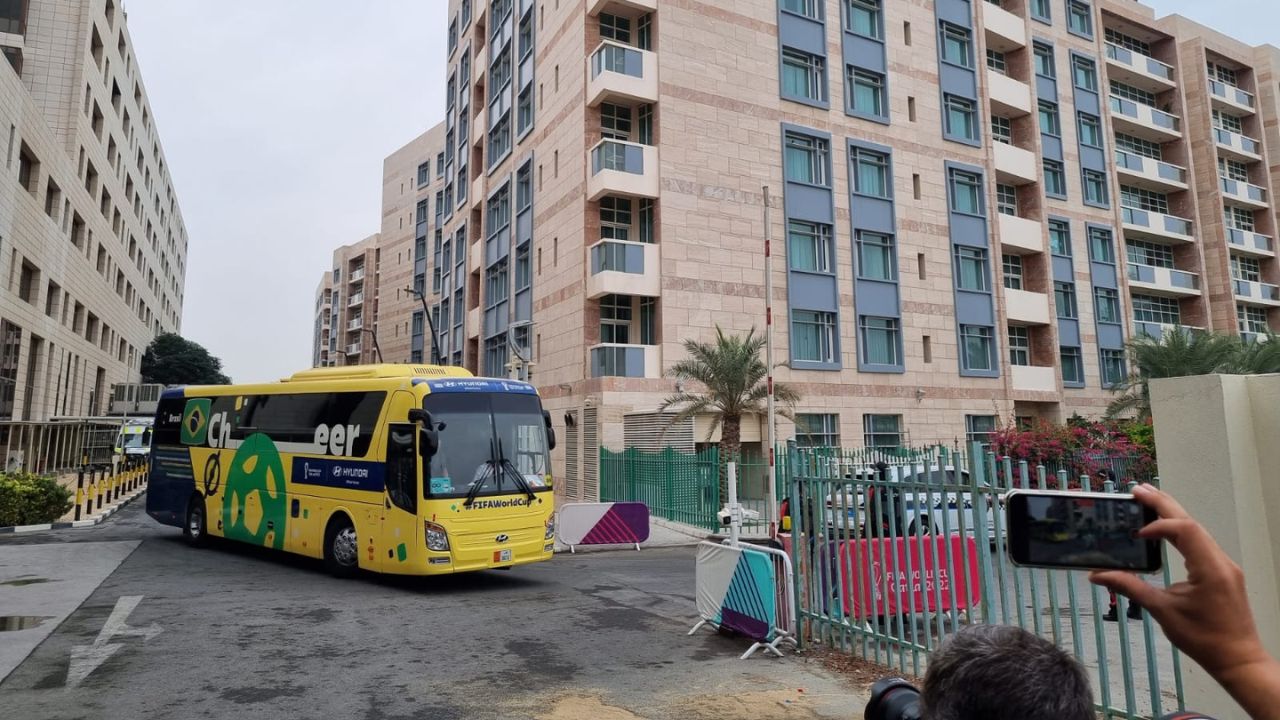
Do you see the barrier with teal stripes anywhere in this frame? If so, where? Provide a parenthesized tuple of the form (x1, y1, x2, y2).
(689, 541, 797, 659)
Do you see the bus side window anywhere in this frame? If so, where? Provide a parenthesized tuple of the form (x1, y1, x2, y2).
(386, 423, 418, 514)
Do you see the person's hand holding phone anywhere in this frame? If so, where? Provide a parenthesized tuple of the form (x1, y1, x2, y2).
(1090, 484, 1280, 719)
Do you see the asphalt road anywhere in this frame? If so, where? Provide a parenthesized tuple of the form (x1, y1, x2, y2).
(0, 500, 866, 720)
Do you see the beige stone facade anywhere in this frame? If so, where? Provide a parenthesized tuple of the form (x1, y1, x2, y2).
(314, 234, 381, 367)
(0, 0, 188, 420)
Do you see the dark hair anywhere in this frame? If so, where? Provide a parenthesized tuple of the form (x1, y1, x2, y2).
(922, 624, 1093, 720)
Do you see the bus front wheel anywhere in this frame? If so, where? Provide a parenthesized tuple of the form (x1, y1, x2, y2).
(324, 516, 359, 578)
(184, 495, 209, 548)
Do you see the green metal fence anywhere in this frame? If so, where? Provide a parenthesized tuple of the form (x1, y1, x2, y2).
(786, 444, 1183, 719)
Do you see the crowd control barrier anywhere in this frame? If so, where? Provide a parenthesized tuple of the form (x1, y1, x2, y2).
(689, 541, 797, 659)
(556, 502, 650, 552)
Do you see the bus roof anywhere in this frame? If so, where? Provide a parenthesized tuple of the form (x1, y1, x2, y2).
(283, 364, 474, 383)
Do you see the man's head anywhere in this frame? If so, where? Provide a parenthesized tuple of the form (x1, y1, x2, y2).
(922, 624, 1093, 720)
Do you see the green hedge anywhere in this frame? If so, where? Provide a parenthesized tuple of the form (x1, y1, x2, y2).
(0, 472, 73, 527)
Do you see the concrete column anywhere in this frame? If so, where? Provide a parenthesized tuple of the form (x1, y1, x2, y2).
(1150, 374, 1280, 719)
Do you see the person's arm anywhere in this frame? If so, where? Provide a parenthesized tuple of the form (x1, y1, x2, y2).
(1091, 484, 1280, 720)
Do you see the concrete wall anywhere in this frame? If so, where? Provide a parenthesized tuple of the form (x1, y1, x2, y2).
(1150, 373, 1280, 719)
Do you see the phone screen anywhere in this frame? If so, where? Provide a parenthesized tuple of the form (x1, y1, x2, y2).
(1007, 491, 1161, 572)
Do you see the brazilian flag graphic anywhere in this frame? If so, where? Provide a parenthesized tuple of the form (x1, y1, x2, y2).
(180, 398, 211, 445)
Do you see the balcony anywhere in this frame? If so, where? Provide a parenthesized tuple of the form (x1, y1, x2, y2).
(590, 343, 661, 379)
(469, 239, 481, 276)
(1214, 128, 1262, 162)
(1208, 78, 1255, 114)
(588, 0, 656, 15)
(586, 240, 661, 299)
(997, 213, 1044, 254)
(348, 293, 364, 307)
(993, 142, 1037, 185)
(473, 103, 486, 148)
(467, 306, 480, 339)
(1004, 288, 1051, 325)
(347, 318, 363, 331)
(1114, 150, 1187, 191)
(1104, 43, 1175, 93)
(1226, 228, 1275, 258)
(1011, 365, 1057, 393)
(1121, 206, 1194, 243)
(1126, 263, 1202, 298)
(987, 70, 1032, 117)
(982, 3, 1026, 51)
(1220, 177, 1268, 208)
(587, 41, 657, 107)
(1233, 279, 1280, 307)
(1109, 96, 1181, 141)
(588, 139, 658, 201)
(349, 268, 365, 283)
(345, 342, 362, 355)
(471, 173, 484, 210)
(1133, 321, 1201, 338)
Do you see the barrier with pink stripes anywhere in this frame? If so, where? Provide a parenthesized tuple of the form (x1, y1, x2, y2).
(556, 502, 650, 552)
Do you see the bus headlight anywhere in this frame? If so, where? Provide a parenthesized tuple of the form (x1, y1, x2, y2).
(544, 517, 556, 540)
(424, 521, 450, 552)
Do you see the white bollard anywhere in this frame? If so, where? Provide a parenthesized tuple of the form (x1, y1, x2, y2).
(727, 461, 740, 548)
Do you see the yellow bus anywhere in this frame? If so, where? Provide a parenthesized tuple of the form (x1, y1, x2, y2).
(145, 364, 556, 577)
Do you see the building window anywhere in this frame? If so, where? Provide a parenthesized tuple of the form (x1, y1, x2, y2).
(1061, 347, 1084, 384)
(1219, 157, 1249, 182)
(1054, 281, 1078, 318)
(1071, 55, 1098, 90)
(600, 196, 632, 240)
(1120, 185, 1170, 214)
(1112, 80, 1156, 107)
(960, 325, 995, 372)
(996, 183, 1017, 216)
(517, 86, 534, 136)
(851, 147, 889, 197)
(954, 246, 990, 291)
(1095, 287, 1121, 324)
(781, 0, 822, 20)
(781, 48, 827, 104)
(784, 132, 829, 186)
(1133, 294, 1181, 326)
(488, 113, 512, 166)
(860, 316, 900, 366)
(1002, 253, 1023, 290)
(863, 414, 902, 448)
(966, 415, 998, 446)
(991, 116, 1012, 144)
(1038, 100, 1061, 136)
(847, 68, 887, 118)
(1238, 305, 1268, 334)
(940, 23, 972, 68)
(1029, 0, 1050, 21)
(485, 259, 510, 308)
(1231, 255, 1262, 282)
(515, 243, 532, 291)
(1008, 326, 1030, 365)
(1105, 27, 1150, 55)
(1212, 109, 1243, 134)
(986, 49, 1007, 74)
(856, 231, 897, 280)
(796, 414, 840, 447)
(792, 310, 837, 363)
(1116, 133, 1162, 160)
(944, 94, 978, 142)
(1128, 239, 1174, 268)
(1033, 42, 1055, 78)
(1078, 113, 1102, 147)
(1044, 160, 1066, 197)
(599, 12, 631, 42)
(1087, 227, 1114, 263)
(1225, 207, 1255, 232)
(417, 161, 431, 186)
(1083, 170, 1109, 206)
(788, 220, 834, 274)
(600, 294, 633, 343)
(845, 0, 881, 39)
(949, 169, 983, 214)
(1067, 1, 1092, 36)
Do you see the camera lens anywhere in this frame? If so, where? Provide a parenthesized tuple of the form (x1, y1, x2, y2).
(866, 678, 923, 720)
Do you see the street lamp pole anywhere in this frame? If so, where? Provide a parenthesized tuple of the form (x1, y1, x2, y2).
(405, 286, 444, 364)
(360, 327, 384, 363)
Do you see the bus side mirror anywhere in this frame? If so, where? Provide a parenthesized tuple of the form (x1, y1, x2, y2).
(409, 409, 439, 459)
(542, 410, 556, 451)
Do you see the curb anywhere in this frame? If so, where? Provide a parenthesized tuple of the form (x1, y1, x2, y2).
(0, 488, 146, 534)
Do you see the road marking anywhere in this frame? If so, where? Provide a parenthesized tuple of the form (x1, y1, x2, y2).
(66, 595, 162, 688)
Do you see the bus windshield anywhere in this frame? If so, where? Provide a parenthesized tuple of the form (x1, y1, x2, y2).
(423, 392, 550, 499)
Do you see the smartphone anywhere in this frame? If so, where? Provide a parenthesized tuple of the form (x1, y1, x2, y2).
(1005, 490, 1161, 572)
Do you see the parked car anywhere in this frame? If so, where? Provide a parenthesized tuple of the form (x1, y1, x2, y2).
(820, 465, 1003, 542)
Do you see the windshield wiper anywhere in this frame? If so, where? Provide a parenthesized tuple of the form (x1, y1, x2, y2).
(497, 437, 538, 504)
(463, 437, 494, 508)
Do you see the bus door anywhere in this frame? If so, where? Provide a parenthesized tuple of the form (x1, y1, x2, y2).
(382, 422, 420, 571)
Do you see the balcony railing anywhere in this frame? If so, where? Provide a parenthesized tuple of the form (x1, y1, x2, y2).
(591, 240, 645, 274)
(592, 41, 643, 80)
(1105, 43, 1175, 82)
(1134, 321, 1201, 338)
(347, 318, 363, 331)
(1220, 177, 1268, 206)
(348, 293, 364, 307)
(349, 268, 365, 282)
(1109, 96, 1180, 134)
(1226, 228, 1274, 255)
(1114, 150, 1186, 186)
(1208, 78, 1255, 110)
(590, 343, 659, 379)
(1121, 206, 1193, 240)
(592, 139, 645, 175)
(1214, 127, 1261, 157)
(1127, 263, 1201, 294)
(588, 139, 658, 200)
(1234, 279, 1280, 303)
(588, 40, 657, 106)
(346, 342, 362, 355)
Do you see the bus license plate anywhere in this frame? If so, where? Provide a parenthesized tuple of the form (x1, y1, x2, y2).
(494, 549, 512, 563)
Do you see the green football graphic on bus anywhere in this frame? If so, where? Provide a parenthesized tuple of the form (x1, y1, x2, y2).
(221, 433, 287, 550)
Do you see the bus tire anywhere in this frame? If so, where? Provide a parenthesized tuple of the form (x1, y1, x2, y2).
(324, 515, 360, 579)
(184, 494, 209, 548)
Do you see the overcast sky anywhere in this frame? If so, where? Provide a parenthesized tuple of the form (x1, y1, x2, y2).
(123, 1, 1274, 383)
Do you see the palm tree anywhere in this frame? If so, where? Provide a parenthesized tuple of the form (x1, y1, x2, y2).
(659, 326, 800, 465)
(1230, 331, 1280, 374)
(1106, 330, 1242, 420)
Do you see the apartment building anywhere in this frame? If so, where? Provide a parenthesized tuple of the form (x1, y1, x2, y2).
(0, 0, 189, 420)
(417, 0, 1280, 499)
(314, 234, 381, 367)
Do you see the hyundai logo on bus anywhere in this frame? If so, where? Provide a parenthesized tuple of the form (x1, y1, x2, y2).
(202, 410, 360, 457)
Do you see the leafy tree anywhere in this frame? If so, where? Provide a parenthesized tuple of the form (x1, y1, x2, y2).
(1106, 330, 1242, 421)
(141, 334, 231, 386)
(658, 326, 800, 466)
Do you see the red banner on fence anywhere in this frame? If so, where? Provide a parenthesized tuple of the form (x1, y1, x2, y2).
(839, 535, 981, 618)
